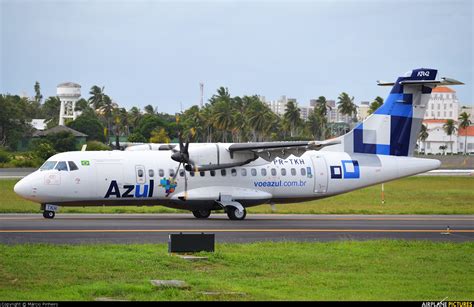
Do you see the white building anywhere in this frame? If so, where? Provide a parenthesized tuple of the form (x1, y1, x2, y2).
(326, 100, 352, 124)
(30, 119, 47, 130)
(357, 101, 370, 122)
(420, 119, 458, 154)
(458, 126, 474, 154)
(424, 86, 459, 121)
(57, 82, 81, 126)
(265, 95, 298, 117)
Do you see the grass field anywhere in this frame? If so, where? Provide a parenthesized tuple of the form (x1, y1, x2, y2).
(1, 176, 473, 214)
(0, 241, 472, 301)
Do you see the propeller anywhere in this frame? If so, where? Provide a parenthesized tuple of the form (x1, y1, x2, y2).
(166, 125, 196, 199)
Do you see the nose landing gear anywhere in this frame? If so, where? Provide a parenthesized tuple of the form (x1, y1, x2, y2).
(41, 204, 59, 219)
(43, 210, 55, 219)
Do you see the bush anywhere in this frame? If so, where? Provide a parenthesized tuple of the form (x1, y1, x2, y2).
(46, 131, 77, 152)
(33, 142, 57, 161)
(127, 132, 147, 143)
(10, 152, 43, 168)
(67, 114, 106, 142)
(86, 141, 111, 151)
(0, 151, 11, 163)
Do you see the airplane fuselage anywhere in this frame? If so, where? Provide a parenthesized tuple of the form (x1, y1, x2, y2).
(14, 149, 440, 212)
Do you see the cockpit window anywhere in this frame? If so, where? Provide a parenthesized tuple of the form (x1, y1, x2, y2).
(40, 161, 57, 170)
(55, 161, 68, 171)
(68, 161, 79, 171)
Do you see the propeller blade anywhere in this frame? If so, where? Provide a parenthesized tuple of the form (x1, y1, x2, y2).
(184, 168, 188, 200)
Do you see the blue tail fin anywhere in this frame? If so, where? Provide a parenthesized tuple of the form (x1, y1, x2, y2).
(325, 68, 463, 157)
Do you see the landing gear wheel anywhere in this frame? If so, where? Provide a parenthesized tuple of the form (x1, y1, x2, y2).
(192, 210, 211, 219)
(226, 206, 246, 220)
(43, 210, 55, 219)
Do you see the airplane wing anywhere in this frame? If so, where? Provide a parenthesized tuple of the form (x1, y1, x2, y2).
(228, 139, 340, 162)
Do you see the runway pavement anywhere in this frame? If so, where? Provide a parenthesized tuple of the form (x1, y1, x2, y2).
(0, 213, 473, 244)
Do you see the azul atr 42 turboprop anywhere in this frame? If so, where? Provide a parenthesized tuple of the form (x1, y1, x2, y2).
(14, 68, 463, 220)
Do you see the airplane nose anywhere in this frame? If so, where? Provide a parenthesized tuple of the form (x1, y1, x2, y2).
(14, 178, 29, 198)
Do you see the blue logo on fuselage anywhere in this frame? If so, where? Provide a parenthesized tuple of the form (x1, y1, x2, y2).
(104, 180, 154, 198)
(330, 160, 360, 179)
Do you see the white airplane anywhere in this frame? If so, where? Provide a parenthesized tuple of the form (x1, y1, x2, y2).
(14, 68, 463, 220)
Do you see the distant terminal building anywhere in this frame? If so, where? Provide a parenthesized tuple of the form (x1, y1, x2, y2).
(458, 126, 474, 154)
(326, 100, 352, 124)
(424, 86, 459, 121)
(57, 82, 81, 126)
(357, 101, 370, 122)
(262, 95, 298, 117)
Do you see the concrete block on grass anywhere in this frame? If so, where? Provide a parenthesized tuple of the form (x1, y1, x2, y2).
(151, 279, 189, 289)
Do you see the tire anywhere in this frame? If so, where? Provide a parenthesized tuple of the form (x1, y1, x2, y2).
(226, 206, 246, 220)
(43, 211, 55, 219)
(192, 210, 211, 219)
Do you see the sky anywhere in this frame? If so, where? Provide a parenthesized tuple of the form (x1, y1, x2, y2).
(1, 0, 473, 114)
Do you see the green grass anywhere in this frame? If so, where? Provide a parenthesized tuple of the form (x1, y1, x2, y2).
(1, 176, 473, 214)
(0, 241, 472, 301)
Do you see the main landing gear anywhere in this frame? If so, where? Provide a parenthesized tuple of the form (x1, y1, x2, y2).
(226, 206, 247, 220)
(216, 195, 247, 221)
(192, 210, 211, 219)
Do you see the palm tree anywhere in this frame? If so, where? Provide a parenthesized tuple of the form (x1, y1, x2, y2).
(443, 119, 457, 154)
(418, 124, 429, 154)
(209, 87, 231, 105)
(458, 112, 472, 155)
(314, 96, 328, 118)
(307, 109, 321, 139)
(98, 95, 116, 142)
(368, 96, 384, 115)
(246, 96, 274, 141)
(144, 105, 157, 115)
(212, 99, 234, 142)
(283, 101, 301, 137)
(128, 107, 142, 133)
(337, 92, 356, 120)
(88, 85, 104, 110)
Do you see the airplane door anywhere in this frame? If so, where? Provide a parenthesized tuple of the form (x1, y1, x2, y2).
(135, 165, 146, 184)
(311, 155, 328, 194)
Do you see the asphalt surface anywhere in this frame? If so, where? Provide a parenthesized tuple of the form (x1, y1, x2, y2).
(0, 214, 472, 244)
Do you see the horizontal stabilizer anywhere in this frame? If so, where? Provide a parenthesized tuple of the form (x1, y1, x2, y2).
(377, 77, 464, 87)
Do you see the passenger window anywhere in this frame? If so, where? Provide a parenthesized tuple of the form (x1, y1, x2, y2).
(251, 168, 257, 176)
(210, 170, 216, 177)
(55, 161, 68, 171)
(190, 171, 195, 177)
(231, 169, 237, 176)
(261, 168, 267, 176)
(179, 169, 185, 177)
(291, 168, 296, 176)
(241, 169, 247, 176)
(301, 168, 306, 176)
(200, 171, 205, 177)
(271, 168, 277, 176)
(159, 169, 164, 177)
(221, 169, 226, 176)
(281, 168, 286, 176)
(169, 169, 175, 177)
(68, 161, 78, 171)
(149, 169, 154, 177)
(137, 169, 144, 177)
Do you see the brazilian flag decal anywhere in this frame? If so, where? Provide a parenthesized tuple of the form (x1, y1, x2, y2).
(81, 160, 90, 166)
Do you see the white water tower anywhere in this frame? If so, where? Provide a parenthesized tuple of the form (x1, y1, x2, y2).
(57, 82, 81, 126)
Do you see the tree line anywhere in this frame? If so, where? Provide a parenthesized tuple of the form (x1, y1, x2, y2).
(1, 81, 390, 152)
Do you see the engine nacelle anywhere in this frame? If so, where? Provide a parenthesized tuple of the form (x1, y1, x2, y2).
(187, 143, 256, 167)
